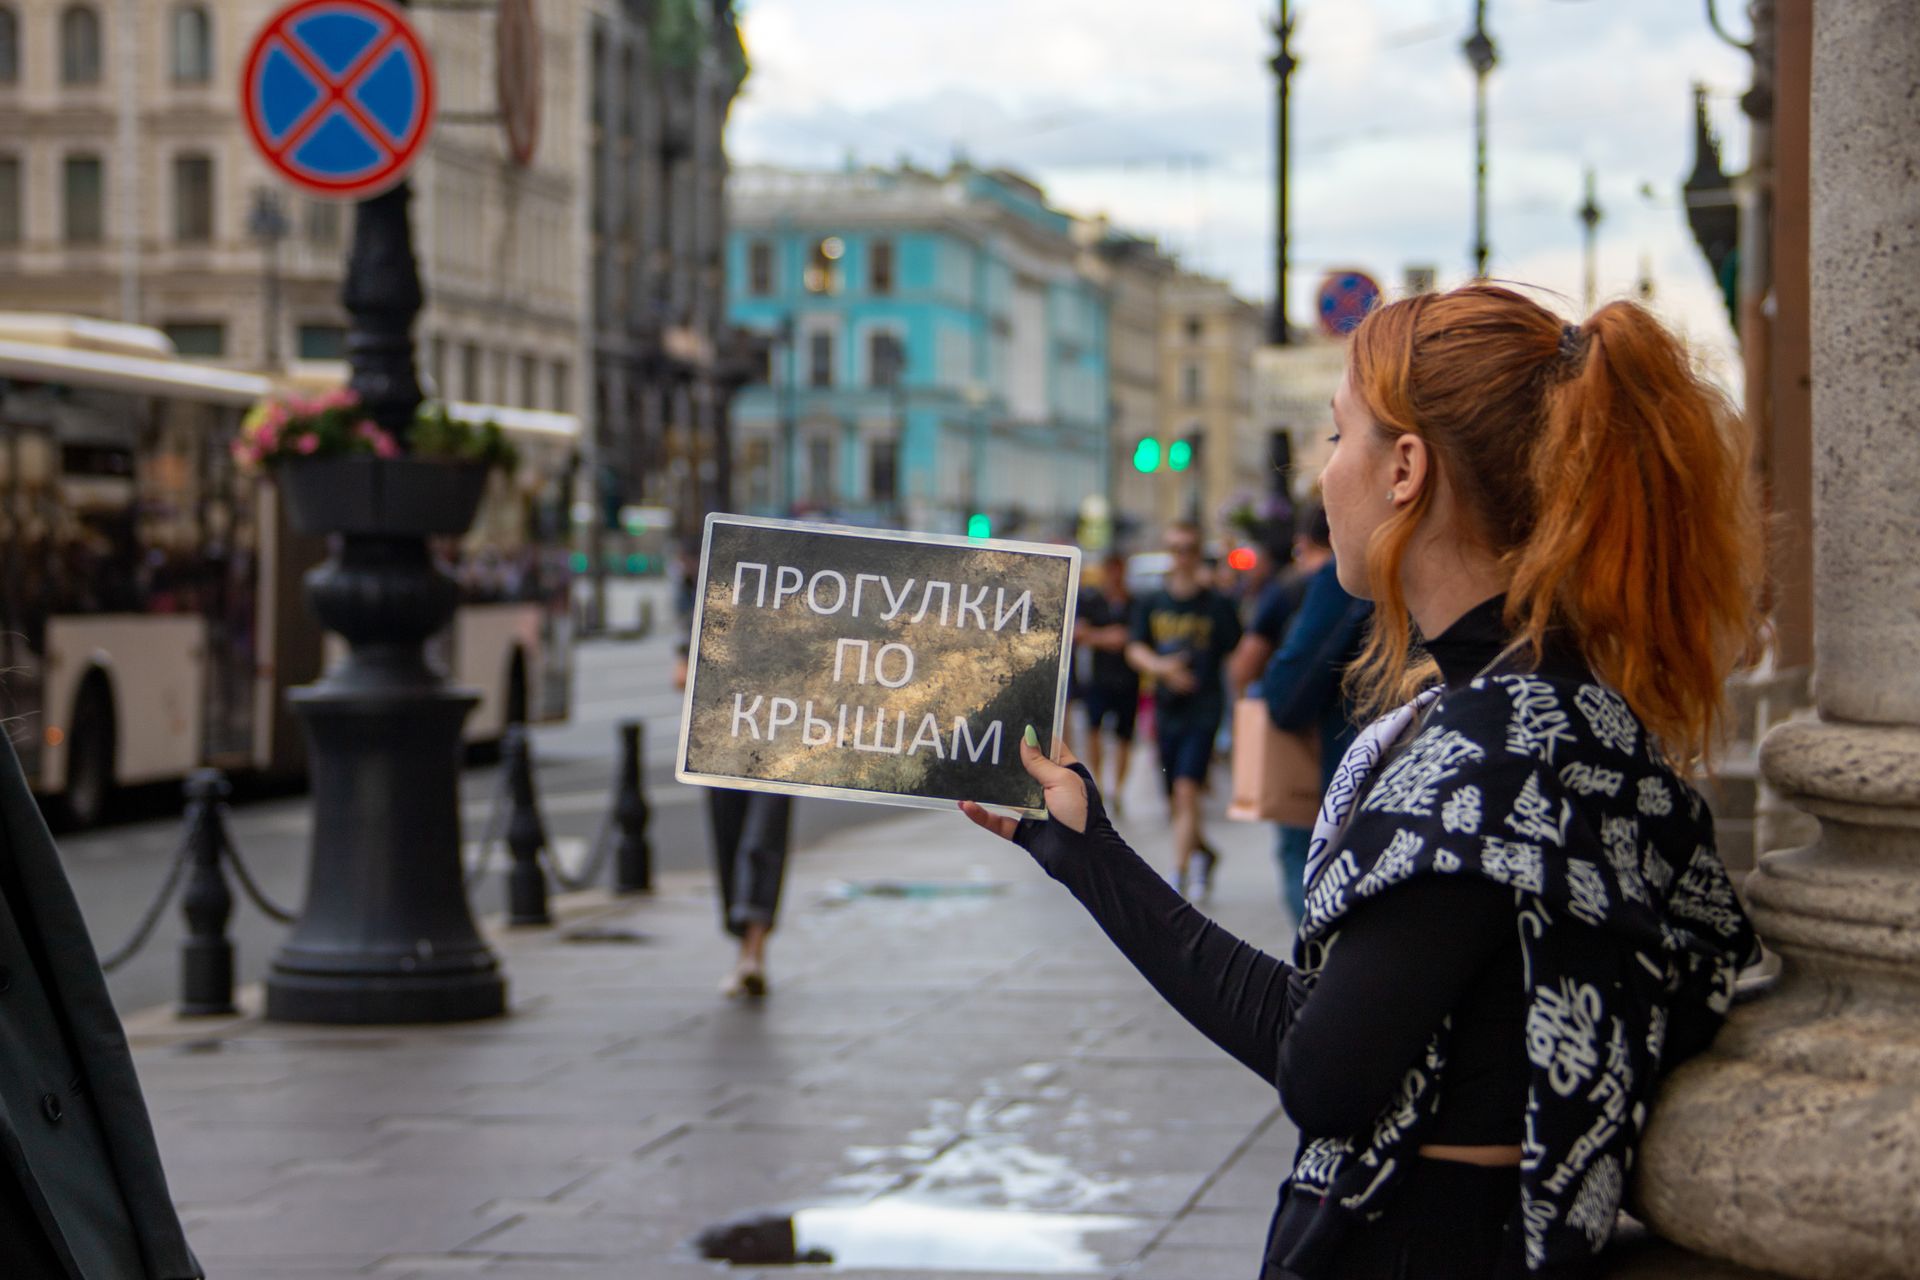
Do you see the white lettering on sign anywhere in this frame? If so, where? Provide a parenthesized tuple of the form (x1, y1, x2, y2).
(873, 643, 915, 688)
(732, 562, 768, 607)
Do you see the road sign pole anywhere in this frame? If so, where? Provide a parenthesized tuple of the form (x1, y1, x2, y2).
(341, 180, 424, 434)
(258, 0, 506, 1024)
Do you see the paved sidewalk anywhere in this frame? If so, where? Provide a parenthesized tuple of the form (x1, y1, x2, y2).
(126, 770, 1303, 1279)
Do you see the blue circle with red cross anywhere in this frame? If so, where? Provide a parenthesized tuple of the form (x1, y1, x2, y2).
(241, 0, 435, 199)
(1317, 270, 1383, 337)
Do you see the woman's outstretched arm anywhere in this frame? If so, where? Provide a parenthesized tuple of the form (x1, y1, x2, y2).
(963, 734, 1518, 1132)
(964, 735, 1298, 1081)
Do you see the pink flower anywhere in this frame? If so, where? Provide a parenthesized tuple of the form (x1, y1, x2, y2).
(373, 433, 401, 459)
(314, 387, 358, 412)
(262, 402, 290, 431)
(256, 419, 280, 450)
(295, 433, 320, 455)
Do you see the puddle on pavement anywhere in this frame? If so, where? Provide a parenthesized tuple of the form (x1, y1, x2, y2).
(822, 880, 1009, 902)
(558, 925, 651, 945)
(697, 1199, 1135, 1272)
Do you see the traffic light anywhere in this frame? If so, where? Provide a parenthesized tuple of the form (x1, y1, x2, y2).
(1168, 438, 1193, 472)
(966, 512, 991, 539)
(1131, 437, 1161, 473)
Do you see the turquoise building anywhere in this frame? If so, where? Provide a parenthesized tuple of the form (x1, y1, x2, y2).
(726, 165, 1110, 537)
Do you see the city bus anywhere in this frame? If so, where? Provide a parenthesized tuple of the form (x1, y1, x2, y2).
(0, 314, 576, 826)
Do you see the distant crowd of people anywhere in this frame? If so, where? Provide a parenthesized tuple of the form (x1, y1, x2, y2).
(1068, 502, 1366, 920)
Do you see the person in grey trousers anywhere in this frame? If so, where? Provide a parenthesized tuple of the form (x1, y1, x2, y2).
(675, 580, 792, 999)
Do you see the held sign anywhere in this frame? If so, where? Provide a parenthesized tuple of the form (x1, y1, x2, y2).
(677, 516, 1081, 816)
(241, 0, 435, 199)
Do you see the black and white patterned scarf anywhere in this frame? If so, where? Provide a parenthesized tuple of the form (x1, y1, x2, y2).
(1278, 672, 1757, 1275)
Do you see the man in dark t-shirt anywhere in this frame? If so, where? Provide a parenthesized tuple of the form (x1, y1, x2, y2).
(1126, 522, 1242, 898)
(1074, 552, 1139, 812)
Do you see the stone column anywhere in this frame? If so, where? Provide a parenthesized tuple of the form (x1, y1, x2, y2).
(1632, 4, 1920, 1276)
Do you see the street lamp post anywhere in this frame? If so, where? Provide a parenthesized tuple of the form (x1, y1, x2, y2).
(777, 314, 797, 514)
(1577, 167, 1603, 313)
(874, 332, 907, 525)
(246, 188, 289, 371)
(1463, 1, 1498, 278)
(1269, 0, 1298, 346)
(263, 167, 507, 1023)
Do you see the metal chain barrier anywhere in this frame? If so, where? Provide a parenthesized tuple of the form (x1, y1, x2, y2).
(218, 823, 296, 924)
(544, 808, 616, 893)
(98, 829, 196, 973)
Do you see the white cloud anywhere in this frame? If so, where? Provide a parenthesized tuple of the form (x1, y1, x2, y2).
(729, 0, 1756, 373)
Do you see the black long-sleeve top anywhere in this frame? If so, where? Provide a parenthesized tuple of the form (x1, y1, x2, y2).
(1018, 598, 1588, 1145)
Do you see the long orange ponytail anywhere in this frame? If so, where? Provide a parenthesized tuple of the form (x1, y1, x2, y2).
(1344, 284, 1762, 765)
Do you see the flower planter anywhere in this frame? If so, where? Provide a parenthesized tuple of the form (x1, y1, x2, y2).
(276, 455, 488, 538)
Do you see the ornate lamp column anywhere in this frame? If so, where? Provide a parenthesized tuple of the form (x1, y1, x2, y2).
(1633, 4, 1920, 1272)
(262, 178, 507, 1024)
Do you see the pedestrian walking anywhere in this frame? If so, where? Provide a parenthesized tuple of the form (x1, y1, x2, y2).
(1228, 506, 1341, 921)
(0, 733, 202, 1278)
(1125, 522, 1241, 897)
(676, 639, 793, 1000)
(964, 284, 1762, 1278)
(1072, 551, 1140, 814)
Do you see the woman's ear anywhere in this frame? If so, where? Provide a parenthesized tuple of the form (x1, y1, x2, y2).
(1391, 433, 1431, 505)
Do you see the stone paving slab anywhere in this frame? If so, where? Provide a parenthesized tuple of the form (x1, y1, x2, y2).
(128, 770, 1304, 1278)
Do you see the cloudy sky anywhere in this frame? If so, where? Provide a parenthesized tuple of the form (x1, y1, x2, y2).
(726, 0, 1756, 382)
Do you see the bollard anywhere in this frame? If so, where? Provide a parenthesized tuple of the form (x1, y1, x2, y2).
(502, 724, 552, 926)
(178, 769, 238, 1017)
(611, 720, 654, 894)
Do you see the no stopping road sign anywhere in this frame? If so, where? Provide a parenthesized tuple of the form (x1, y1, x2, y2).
(242, 0, 435, 199)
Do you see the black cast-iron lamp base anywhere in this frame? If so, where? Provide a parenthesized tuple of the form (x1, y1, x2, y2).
(264, 458, 506, 1024)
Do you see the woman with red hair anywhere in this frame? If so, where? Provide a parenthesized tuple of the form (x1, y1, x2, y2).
(964, 283, 1761, 1278)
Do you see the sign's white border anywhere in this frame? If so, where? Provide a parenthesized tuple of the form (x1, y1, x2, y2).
(674, 513, 1082, 819)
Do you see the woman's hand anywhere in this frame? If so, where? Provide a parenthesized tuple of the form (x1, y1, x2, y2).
(959, 726, 1089, 838)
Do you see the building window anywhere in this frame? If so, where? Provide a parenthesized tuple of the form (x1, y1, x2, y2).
(491, 350, 508, 406)
(869, 438, 898, 506)
(170, 4, 211, 83)
(0, 6, 19, 85)
(163, 322, 225, 357)
(807, 330, 834, 388)
(0, 156, 19, 245)
(173, 153, 213, 243)
(869, 239, 894, 296)
(62, 154, 103, 243)
(1182, 362, 1202, 406)
(305, 199, 340, 246)
(297, 323, 345, 360)
(60, 5, 101, 85)
(747, 240, 773, 296)
(550, 359, 569, 413)
(429, 336, 447, 398)
(462, 343, 481, 400)
(1184, 314, 1203, 342)
(519, 353, 539, 409)
(803, 236, 843, 294)
(869, 331, 904, 389)
(807, 435, 834, 505)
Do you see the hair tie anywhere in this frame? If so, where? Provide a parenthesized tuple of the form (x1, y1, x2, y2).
(1559, 323, 1584, 363)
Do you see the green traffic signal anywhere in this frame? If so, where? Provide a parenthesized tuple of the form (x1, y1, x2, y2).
(966, 513, 991, 539)
(1132, 438, 1161, 473)
(1168, 438, 1194, 471)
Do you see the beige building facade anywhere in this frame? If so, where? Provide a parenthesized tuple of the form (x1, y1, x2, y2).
(1076, 217, 1176, 552)
(0, 0, 586, 414)
(1151, 271, 1262, 547)
(1252, 336, 1347, 505)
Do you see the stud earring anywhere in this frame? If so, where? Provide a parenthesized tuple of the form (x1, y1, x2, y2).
(1386, 491, 1397, 503)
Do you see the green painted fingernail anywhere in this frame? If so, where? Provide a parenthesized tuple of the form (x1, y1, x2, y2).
(1023, 725, 1039, 747)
